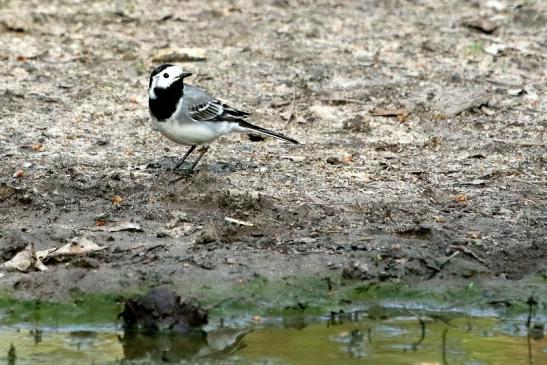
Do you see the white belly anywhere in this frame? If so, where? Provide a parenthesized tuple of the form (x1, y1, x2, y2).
(154, 118, 238, 146)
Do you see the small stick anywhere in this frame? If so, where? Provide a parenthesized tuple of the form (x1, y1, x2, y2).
(284, 87, 296, 125)
(450, 245, 487, 265)
(224, 217, 254, 227)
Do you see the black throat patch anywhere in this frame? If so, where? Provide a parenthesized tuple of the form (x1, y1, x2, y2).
(149, 79, 184, 121)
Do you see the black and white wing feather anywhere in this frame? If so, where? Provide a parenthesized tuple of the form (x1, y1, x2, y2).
(183, 84, 250, 122)
(182, 83, 299, 144)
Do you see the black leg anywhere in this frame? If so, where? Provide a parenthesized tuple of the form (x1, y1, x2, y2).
(174, 145, 196, 171)
(187, 145, 209, 175)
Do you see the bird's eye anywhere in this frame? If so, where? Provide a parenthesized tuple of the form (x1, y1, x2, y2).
(163, 73, 169, 78)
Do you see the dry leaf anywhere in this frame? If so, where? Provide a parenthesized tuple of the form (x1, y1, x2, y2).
(49, 237, 106, 256)
(452, 194, 468, 203)
(327, 154, 355, 165)
(433, 215, 446, 223)
(371, 106, 410, 118)
(13, 169, 25, 178)
(1, 244, 54, 272)
(469, 231, 481, 239)
(111, 195, 123, 204)
(31, 143, 45, 152)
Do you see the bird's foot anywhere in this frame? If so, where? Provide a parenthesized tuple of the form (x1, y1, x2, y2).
(169, 168, 197, 182)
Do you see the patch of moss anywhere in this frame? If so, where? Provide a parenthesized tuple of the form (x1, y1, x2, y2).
(0, 275, 545, 326)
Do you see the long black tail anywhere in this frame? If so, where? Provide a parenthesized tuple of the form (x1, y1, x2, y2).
(238, 120, 299, 144)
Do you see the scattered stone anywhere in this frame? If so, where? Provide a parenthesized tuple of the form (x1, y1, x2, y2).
(485, 0, 506, 12)
(507, 88, 526, 96)
(71, 257, 100, 269)
(464, 18, 498, 34)
(151, 48, 207, 63)
(0, 14, 31, 33)
(280, 155, 306, 162)
(494, 207, 511, 215)
(195, 228, 217, 245)
(327, 154, 355, 165)
(342, 262, 373, 280)
(484, 43, 508, 56)
(224, 216, 254, 227)
(434, 87, 490, 116)
(342, 115, 371, 133)
(0, 184, 16, 201)
(247, 133, 266, 142)
(101, 221, 143, 233)
(297, 237, 316, 244)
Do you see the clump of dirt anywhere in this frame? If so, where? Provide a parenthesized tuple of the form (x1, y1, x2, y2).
(120, 287, 208, 333)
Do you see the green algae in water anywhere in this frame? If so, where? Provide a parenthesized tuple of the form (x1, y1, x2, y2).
(0, 311, 545, 365)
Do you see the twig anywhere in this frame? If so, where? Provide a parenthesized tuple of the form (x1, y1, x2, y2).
(442, 328, 449, 365)
(284, 87, 297, 125)
(321, 97, 367, 105)
(449, 245, 487, 265)
(224, 217, 254, 227)
(526, 295, 537, 329)
(427, 251, 461, 279)
(405, 309, 426, 350)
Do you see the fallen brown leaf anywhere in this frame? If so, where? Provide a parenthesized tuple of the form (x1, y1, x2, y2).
(31, 143, 45, 152)
(371, 106, 410, 119)
(327, 154, 355, 165)
(13, 169, 25, 178)
(49, 237, 106, 256)
(111, 195, 123, 204)
(452, 194, 468, 203)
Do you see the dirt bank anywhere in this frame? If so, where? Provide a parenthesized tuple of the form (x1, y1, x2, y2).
(0, 0, 545, 301)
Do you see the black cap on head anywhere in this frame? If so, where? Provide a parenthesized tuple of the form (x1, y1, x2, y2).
(151, 64, 174, 77)
(149, 64, 174, 87)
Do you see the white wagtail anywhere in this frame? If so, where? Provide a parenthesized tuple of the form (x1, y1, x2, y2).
(148, 64, 299, 174)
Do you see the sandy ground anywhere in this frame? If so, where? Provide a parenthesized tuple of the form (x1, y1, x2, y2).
(0, 0, 546, 300)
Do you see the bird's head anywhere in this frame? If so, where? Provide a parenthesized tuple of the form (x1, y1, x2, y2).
(148, 64, 193, 99)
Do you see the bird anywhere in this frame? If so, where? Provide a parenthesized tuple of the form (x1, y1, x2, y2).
(148, 64, 299, 175)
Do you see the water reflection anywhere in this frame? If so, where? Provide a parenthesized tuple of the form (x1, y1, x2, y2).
(119, 328, 248, 362)
(0, 308, 545, 365)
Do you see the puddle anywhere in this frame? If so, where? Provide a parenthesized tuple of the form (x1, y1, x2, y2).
(0, 309, 545, 365)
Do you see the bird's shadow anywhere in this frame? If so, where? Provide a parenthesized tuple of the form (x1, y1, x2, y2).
(146, 156, 258, 176)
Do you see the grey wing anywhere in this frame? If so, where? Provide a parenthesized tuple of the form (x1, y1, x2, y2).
(183, 84, 250, 122)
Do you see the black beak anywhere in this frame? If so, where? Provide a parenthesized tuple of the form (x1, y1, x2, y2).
(180, 72, 193, 79)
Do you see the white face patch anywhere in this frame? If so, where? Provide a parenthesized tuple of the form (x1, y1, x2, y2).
(149, 65, 185, 99)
